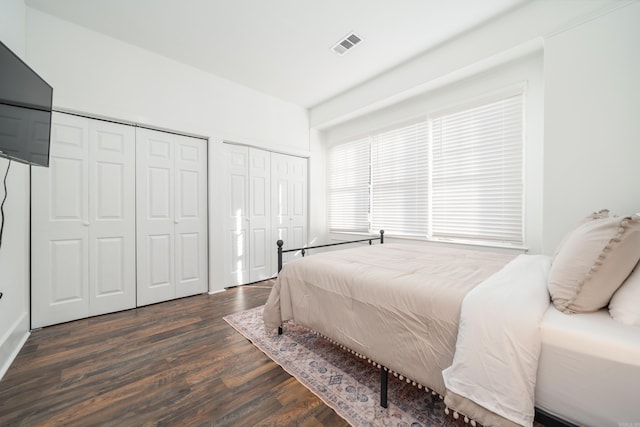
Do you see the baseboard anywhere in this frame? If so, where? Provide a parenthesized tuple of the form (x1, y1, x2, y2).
(208, 288, 226, 295)
(0, 312, 30, 381)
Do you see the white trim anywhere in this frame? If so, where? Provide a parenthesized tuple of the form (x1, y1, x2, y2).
(222, 140, 310, 160)
(329, 231, 528, 253)
(53, 107, 210, 141)
(0, 311, 30, 381)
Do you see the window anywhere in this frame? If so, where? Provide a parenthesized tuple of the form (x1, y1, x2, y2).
(327, 90, 524, 246)
(371, 121, 428, 236)
(431, 94, 523, 243)
(328, 137, 370, 232)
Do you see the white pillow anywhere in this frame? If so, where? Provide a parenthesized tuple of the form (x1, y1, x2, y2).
(609, 263, 640, 326)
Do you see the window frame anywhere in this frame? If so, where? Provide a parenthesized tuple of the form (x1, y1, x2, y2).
(326, 86, 527, 249)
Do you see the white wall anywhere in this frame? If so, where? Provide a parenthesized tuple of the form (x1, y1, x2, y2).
(0, 0, 31, 380)
(542, 2, 640, 253)
(25, 8, 311, 292)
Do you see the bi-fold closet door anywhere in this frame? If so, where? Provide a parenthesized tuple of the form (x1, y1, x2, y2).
(136, 128, 208, 306)
(225, 145, 271, 286)
(271, 151, 308, 259)
(32, 112, 136, 328)
(224, 144, 307, 287)
(31, 114, 208, 328)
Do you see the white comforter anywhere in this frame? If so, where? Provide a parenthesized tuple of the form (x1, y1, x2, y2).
(443, 254, 552, 427)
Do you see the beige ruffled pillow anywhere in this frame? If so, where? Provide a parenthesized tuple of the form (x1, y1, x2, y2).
(548, 211, 640, 314)
(552, 209, 609, 258)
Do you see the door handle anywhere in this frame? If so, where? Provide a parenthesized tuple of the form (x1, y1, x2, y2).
(83, 222, 90, 227)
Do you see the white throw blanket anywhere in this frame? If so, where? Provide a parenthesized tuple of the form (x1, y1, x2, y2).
(442, 254, 552, 427)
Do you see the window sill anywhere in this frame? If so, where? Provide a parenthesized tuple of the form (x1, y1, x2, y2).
(329, 231, 528, 253)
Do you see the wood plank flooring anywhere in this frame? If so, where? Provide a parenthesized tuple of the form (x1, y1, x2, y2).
(0, 283, 349, 427)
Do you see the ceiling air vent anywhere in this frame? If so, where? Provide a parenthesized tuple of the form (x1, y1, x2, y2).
(332, 32, 363, 56)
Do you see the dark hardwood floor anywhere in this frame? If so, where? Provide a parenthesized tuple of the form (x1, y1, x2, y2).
(0, 282, 349, 427)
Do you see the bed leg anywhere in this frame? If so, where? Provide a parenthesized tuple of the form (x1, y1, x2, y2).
(380, 366, 388, 408)
(278, 326, 283, 335)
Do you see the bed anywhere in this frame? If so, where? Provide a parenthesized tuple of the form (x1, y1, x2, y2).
(536, 306, 640, 426)
(263, 212, 640, 427)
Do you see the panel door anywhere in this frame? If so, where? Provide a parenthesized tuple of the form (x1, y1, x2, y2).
(288, 154, 308, 251)
(223, 144, 250, 286)
(32, 112, 90, 328)
(249, 148, 272, 282)
(174, 135, 208, 298)
(136, 128, 176, 306)
(271, 152, 308, 268)
(271, 153, 289, 251)
(88, 120, 136, 315)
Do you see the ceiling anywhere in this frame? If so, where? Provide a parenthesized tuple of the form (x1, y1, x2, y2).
(25, 0, 529, 109)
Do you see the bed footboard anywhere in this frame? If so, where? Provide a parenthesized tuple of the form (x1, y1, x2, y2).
(276, 230, 384, 273)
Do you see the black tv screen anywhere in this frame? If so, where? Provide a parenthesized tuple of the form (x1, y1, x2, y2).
(0, 40, 52, 167)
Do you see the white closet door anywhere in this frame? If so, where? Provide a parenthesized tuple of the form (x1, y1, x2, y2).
(136, 128, 208, 305)
(288, 154, 308, 250)
(271, 153, 290, 251)
(271, 152, 308, 267)
(223, 144, 250, 286)
(32, 113, 90, 328)
(249, 148, 271, 282)
(88, 120, 136, 315)
(136, 128, 176, 306)
(174, 135, 208, 298)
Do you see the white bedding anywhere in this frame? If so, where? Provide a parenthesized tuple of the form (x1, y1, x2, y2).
(443, 254, 552, 427)
(536, 306, 640, 426)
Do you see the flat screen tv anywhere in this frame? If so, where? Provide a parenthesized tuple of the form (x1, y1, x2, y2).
(0, 39, 52, 167)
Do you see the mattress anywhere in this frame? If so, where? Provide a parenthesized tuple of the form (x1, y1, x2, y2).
(536, 305, 640, 427)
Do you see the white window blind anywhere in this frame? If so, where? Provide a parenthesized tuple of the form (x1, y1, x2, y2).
(371, 121, 428, 237)
(430, 93, 524, 243)
(328, 137, 370, 232)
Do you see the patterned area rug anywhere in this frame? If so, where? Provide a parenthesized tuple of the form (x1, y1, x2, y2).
(224, 305, 469, 427)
